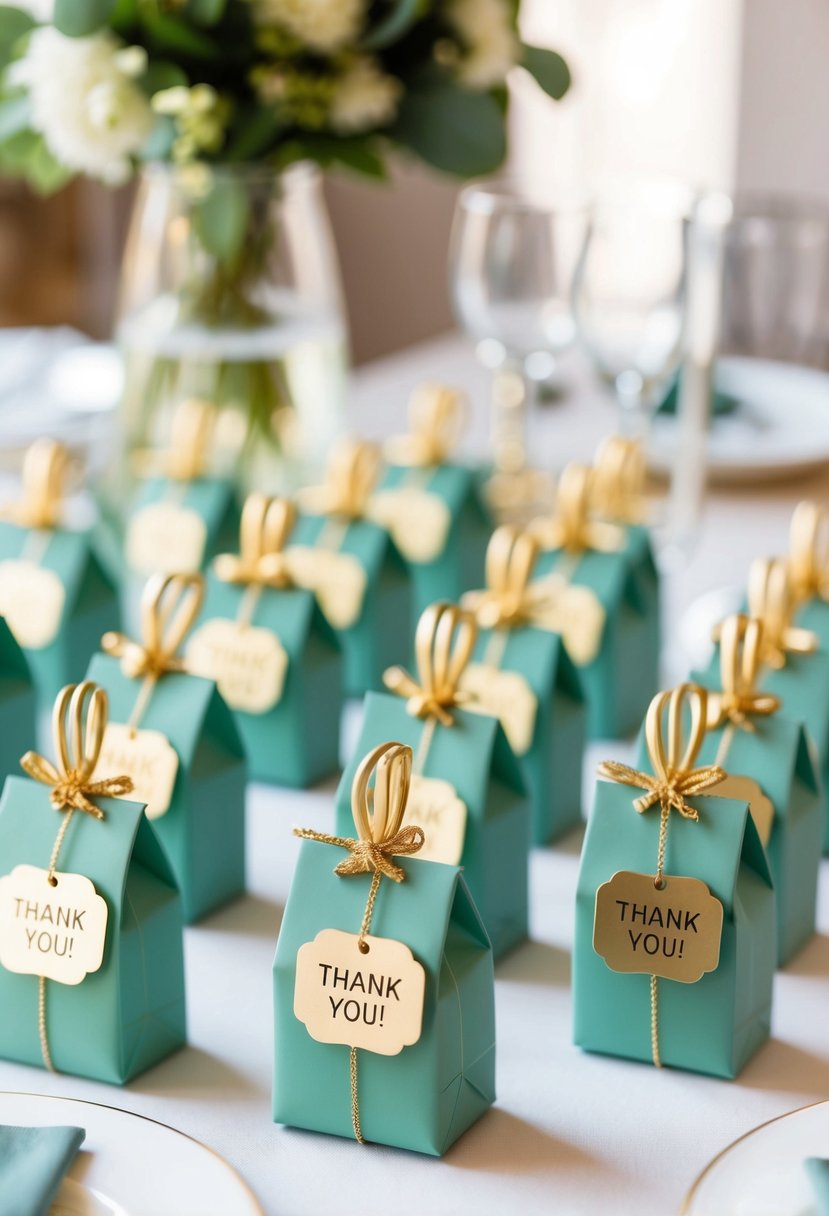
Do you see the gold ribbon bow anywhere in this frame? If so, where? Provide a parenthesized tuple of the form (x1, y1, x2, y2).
(298, 439, 380, 520)
(384, 384, 466, 468)
(1, 438, 71, 531)
(21, 681, 133, 824)
(384, 602, 477, 726)
(462, 526, 540, 629)
(133, 398, 216, 482)
(214, 494, 296, 588)
(706, 614, 781, 730)
(530, 463, 625, 554)
(598, 684, 725, 873)
(747, 557, 817, 670)
(102, 572, 204, 681)
(591, 435, 647, 525)
(788, 500, 829, 603)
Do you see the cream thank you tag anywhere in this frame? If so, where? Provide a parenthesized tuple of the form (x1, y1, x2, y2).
(0, 863, 108, 986)
(0, 559, 65, 649)
(186, 618, 288, 714)
(126, 501, 207, 575)
(294, 928, 425, 1056)
(367, 488, 450, 563)
(593, 870, 724, 984)
(95, 723, 179, 821)
(286, 546, 366, 630)
(401, 773, 467, 865)
(458, 663, 537, 757)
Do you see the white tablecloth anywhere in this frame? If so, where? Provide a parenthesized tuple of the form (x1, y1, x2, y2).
(4, 333, 829, 1216)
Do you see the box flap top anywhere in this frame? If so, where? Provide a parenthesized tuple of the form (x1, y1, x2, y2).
(538, 548, 630, 617)
(450, 871, 491, 953)
(693, 713, 801, 820)
(478, 624, 559, 698)
(553, 635, 587, 704)
(580, 781, 756, 917)
(0, 616, 30, 682)
(131, 815, 179, 890)
(202, 684, 245, 759)
(740, 806, 773, 888)
(489, 715, 527, 797)
(0, 774, 147, 927)
(87, 653, 216, 766)
(379, 462, 475, 515)
(795, 724, 821, 794)
(292, 512, 405, 578)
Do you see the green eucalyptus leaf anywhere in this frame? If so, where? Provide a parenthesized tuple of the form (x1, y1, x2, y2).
(391, 80, 507, 177)
(224, 105, 282, 161)
(53, 0, 116, 37)
(192, 176, 249, 265)
(0, 5, 34, 70)
(0, 94, 30, 142)
(361, 0, 422, 50)
(139, 60, 188, 97)
(185, 0, 226, 26)
(26, 135, 72, 193)
(141, 9, 221, 59)
(521, 44, 571, 101)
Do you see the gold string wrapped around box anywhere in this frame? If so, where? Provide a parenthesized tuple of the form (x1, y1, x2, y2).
(746, 556, 817, 670)
(590, 435, 648, 526)
(384, 601, 476, 730)
(384, 385, 467, 469)
(294, 741, 424, 1144)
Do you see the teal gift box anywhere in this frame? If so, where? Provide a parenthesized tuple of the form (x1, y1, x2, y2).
(336, 604, 530, 958)
(273, 742, 495, 1154)
(184, 495, 343, 787)
(460, 526, 586, 845)
(692, 615, 821, 964)
(288, 440, 410, 697)
(0, 683, 186, 1083)
(0, 616, 36, 782)
(125, 476, 237, 580)
(574, 685, 775, 1078)
(86, 574, 247, 923)
(531, 464, 660, 740)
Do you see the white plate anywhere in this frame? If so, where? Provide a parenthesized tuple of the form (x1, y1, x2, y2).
(681, 1099, 829, 1215)
(0, 1092, 263, 1216)
(649, 356, 829, 483)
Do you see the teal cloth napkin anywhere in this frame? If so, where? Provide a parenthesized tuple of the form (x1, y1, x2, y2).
(806, 1158, 829, 1215)
(658, 368, 740, 417)
(0, 1124, 85, 1216)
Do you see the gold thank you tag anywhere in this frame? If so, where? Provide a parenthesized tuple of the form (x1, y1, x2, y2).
(95, 722, 179, 821)
(186, 618, 288, 714)
(400, 773, 467, 865)
(0, 559, 65, 649)
(286, 546, 366, 630)
(593, 870, 724, 984)
(0, 863, 108, 986)
(458, 662, 537, 756)
(294, 927, 425, 1056)
(126, 501, 207, 575)
(706, 774, 774, 847)
(367, 487, 451, 563)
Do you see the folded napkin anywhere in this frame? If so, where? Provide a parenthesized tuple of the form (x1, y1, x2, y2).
(0, 1124, 85, 1216)
(806, 1158, 829, 1216)
(658, 369, 740, 418)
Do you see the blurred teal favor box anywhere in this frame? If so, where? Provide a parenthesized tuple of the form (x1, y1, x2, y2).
(0, 519, 118, 709)
(337, 692, 529, 958)
(574, 780, 774, 1077)
(273, 840, 495, 1154)
(532, 465, 660, 740)
(85, 574, 246, 923)
(185, 570, 342, 788)
(0, 776, 186, 1083)
(125, 476, 237, 579)
(0, 617, 36, 783)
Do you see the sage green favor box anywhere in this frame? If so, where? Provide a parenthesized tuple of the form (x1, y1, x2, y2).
(532, 463, 659, 740)
(0, 616, 36, 782)
(274, 743, 495, 1154)
(692, 615, 821, 965)
(86, 573, 247, 923)
(0, 439, 118, 709)
(460, 526, 586, 845)
(288, 440, 410, 697)
(575, 686, 775, 1078)
(369, 385, 491, 618)
(184, 494, 342, 787)
(337, 604, 530, 959)
(0, 683, 186, 1083)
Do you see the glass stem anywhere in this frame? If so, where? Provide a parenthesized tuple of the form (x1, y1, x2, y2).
(614, 371, 649, 439)
(491, 361, 529, 473)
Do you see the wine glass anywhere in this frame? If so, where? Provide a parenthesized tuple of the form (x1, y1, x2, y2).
(448, 180, 590, 517)
(572, 179, 693, 437)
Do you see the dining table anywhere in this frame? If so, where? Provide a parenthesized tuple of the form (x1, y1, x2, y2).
(2, 330, 829, 1216)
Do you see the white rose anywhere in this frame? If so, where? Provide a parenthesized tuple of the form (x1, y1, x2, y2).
(447, 0, 520, 89)
(330, 57, 401, 134)
(11, 27, 153, 185)
(253, 0, 364, 53)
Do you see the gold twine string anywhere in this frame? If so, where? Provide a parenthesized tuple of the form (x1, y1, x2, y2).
(101, 572, 204, 733)
(294, 741, 424, 1144)
(213, 494, 296, 628)
(298, 439, 380, 522)
(462, 526, 541, 630)
(788, 500, 829, 604)
(384, 384, 467, 468)
(529, 463, 625, 555)
(706, 614, 780, 736)
(590, 435, 648, 526)
(746, 557, 818, 670)
(131, 398, 216, 483)
(21, 681, 133, 1072)
(597, 683, 724, 1067)
(384, 602, 477, 728)
(0, 438, 71, 531)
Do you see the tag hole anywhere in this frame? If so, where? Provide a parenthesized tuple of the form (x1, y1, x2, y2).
(654, 877, 666, 891)
(358, 941, 370, 955)
(48, 876, 58, 888)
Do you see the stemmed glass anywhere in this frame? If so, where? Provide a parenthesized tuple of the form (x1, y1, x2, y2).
(448, 181, 590, 517)
(572, 179, 693, 438)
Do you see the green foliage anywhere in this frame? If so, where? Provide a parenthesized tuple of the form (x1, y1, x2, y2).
(138, 61, 188, 97)
(223, 106, 283, 162)
(0, 94, 29, 142)
(391, 77, 507, 177)
(140, 7, 221, 59)
(0, 5, 33, 70)
(184, 0, 226, 26)
(276, 134, 388, 179)
(521, 44, 571, 100)
(192, 175, 249, 264)
(53, 0, 116, 37)
(361, 0, 424, 51)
